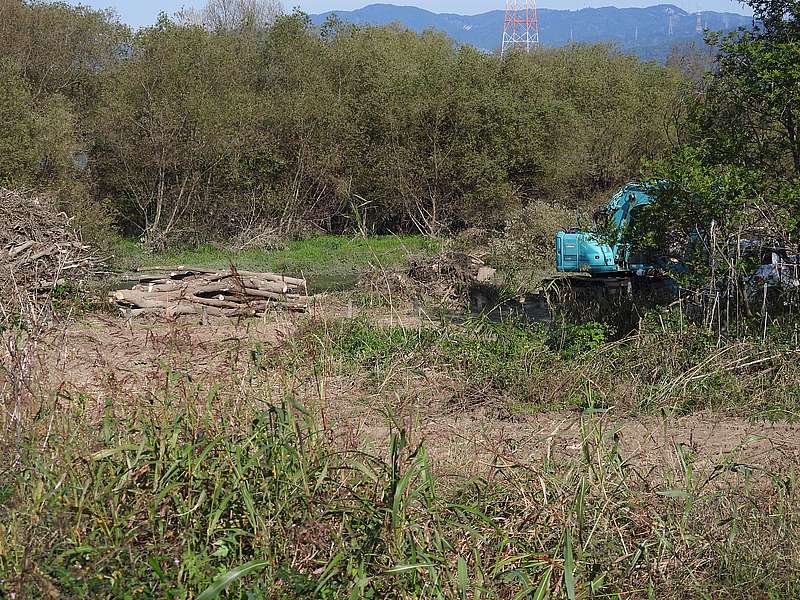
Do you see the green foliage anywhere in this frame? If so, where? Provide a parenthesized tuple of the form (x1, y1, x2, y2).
(0, 59, 80, 187)
(553, 320, 609, 358)
(704, 3, 800, 182)
(97, 18, 268, 249)
(634, 0, 800, 291)
(0, 0, 128, 108)
(113, 234, 438, 291)
(632, 148, 769, 286)
(0, 2, 124, 246)
(0, 60, 38, 185)
(4, 365, 800, 598)
(526, 44, 682, 198)
(0, 1, 683, 245)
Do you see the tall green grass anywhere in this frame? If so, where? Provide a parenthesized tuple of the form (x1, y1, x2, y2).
(3, 304, 800, 597)
(2, 328, 800, 598)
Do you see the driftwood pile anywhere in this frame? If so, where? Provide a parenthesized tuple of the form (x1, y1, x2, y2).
(110, 266, 310, 318)
(1, 188, 105, 312)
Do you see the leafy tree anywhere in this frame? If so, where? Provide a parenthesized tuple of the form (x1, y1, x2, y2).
(0, 0, 128, 114)
(257, 12, 350, 232)
(96, 15, 268, 248)
(528, 44, 682, 203)
(0, 1, 126, 245)
(0, 60, 38, 185)
(632, 0, 800, 303)
(0, 59, 80, 187)
(328, 25, 466, 232)
(702, 1, 800, 180)
(0, 0, 688, 244)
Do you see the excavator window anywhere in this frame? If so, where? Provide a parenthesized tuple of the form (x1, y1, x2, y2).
(593, 207, 609, 227)
(627, 205, 658, 268)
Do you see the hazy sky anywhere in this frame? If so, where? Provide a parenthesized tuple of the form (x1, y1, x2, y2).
(63, 0, 752, 29)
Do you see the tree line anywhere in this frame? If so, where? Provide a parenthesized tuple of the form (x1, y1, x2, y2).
(2, 0, 687, 249)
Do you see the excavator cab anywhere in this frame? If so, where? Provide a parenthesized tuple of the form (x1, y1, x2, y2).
(556, 183, 657, 275)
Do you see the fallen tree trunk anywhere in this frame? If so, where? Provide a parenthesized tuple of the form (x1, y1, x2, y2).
(110, 267, 311, 318)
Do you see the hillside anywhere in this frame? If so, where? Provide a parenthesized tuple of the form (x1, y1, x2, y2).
(310, 3, 753, 60)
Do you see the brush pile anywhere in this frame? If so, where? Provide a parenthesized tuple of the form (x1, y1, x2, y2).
(1, 188, 105, 312)
(360, 252, 495, 308)
(407, 252, 495, 288)
(110, 266, 310, 318)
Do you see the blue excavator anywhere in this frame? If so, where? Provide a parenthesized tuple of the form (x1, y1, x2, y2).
(470, 180, 799, 323)
(551, 181, 679, 306)
(555, 181, 798, 302)
(469, 182, 670, 322)
(556, 182, 659, 277)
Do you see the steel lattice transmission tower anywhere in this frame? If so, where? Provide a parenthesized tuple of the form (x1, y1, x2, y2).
(501, 0, 539, 56)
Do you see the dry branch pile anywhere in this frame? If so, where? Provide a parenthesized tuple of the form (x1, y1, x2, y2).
(110, 266, 311, 318)
(360, 252, 495, 308)
(1, 188, 105, 313)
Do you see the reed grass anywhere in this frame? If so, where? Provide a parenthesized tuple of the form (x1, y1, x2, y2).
(2, 310, 799, 598)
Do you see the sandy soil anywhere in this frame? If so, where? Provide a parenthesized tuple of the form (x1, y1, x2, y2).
(16, 306, 800, 482)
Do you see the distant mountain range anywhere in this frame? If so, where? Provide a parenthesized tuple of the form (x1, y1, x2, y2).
(310, 3, 753, 61)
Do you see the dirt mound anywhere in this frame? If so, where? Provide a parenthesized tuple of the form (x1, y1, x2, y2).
(360, 252, 494, 308)
(0, 188, 105, 318)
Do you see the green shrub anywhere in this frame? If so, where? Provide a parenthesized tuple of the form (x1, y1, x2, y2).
(550, 320, 609, 358)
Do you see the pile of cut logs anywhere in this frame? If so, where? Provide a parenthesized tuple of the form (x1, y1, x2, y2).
(110, 266, 310, 318)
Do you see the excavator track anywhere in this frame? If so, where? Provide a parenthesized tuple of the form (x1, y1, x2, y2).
(469, 275, 676, 324)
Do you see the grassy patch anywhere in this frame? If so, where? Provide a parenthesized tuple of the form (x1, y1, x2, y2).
(113, 235, 439, 292)
(3, 310, 800, 597)
(3, 387, 798, 598)
(322, 317, 556, 406)
(314, 314, 800, 417)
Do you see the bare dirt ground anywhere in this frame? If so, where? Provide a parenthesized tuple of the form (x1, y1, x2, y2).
(27, 305, 800, 483)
